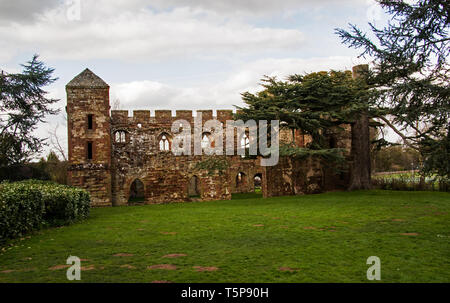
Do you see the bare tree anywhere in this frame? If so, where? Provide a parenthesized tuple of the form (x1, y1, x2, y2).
(112, 98, 121, 110)
(48, 122, 67, 161)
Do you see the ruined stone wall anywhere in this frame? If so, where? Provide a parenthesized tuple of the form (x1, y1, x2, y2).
(263, 156, 349, 198)
(110, 109, 243, 205)
(228, 157, 264, 194)
(67, 103, 350, 206)
(68, 164, 112, 206)
(66, 69, 353, 207)
(279, 128, 311, 147)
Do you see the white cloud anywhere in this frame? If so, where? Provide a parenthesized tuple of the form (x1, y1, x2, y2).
(0, 0, 374, 63)
(89, 0, 367, 16)
(0, 3, 305, 62)
(0, 0, 368, 24)
(110, 55, 366, 111)
(0, 0, 59, 24)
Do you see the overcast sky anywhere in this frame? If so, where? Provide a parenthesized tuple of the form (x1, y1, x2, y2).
(0, 0, 388, 159)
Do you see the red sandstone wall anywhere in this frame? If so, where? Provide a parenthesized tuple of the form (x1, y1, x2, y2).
(66, 70, 353, 207)
(66, 86, 112, 207)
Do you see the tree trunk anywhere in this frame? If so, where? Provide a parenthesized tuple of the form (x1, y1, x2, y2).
(348, 112, 371, 190)
(348, 64, 371, 190)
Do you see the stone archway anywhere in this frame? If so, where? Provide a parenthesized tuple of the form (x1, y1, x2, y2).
(129, 178, 145, 204)
(254, 173, 263, 193)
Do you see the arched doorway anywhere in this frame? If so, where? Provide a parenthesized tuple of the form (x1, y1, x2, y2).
(254, 173, 262, 193)
(188, 175, 200, 198)
(129, 179, 145, 204)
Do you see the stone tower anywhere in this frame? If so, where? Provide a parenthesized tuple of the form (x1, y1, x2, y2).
(66, 69, 112, 206)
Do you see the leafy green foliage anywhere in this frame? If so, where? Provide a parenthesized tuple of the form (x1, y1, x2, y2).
(336, 0, 450, 178)
(279, 144, 346, 161)
(372, 172, 449, 191)
(38, 151, 68, 185)
(194, 156, 230, 175)
(0, 55, 59, 167)
(0, 182, 44, 242)
(374, 145, 421, 172)
(0, 151, 68, 183)
(36, 181, 90, 226)
(421, 134, 450, 178)
(236, 71, 369, 163)
(0, 162, 51, 182)
(0, 180, 90, 242)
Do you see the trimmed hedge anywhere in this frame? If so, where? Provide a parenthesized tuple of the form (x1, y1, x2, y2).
(0, 180, 90, 243)
(372, 176, 450, 192)
(0, 182, 45, 241)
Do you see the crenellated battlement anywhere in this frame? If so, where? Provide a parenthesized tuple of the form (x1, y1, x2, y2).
(110, 109, 238, 125)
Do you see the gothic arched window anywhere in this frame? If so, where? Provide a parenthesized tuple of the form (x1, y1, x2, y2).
(239, 133, 250, 157)
(201, 133, 210, 149)
(240, 133, 250, 149)
(114, 130, 126, 143)
(159, 133, 171, 151)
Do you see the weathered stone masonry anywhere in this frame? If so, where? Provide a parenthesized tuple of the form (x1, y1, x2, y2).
(66, 69, 352, 207)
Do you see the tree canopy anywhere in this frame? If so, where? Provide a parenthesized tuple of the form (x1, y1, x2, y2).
(236, 70, 370, 167)
(336, 0, 449, 179)
(0, 55, 59, 167)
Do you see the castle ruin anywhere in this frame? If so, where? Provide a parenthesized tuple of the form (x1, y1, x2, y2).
(66, 69, 353, 207)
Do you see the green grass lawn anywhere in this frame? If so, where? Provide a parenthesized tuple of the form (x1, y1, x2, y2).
(0, 190, 449, 283)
